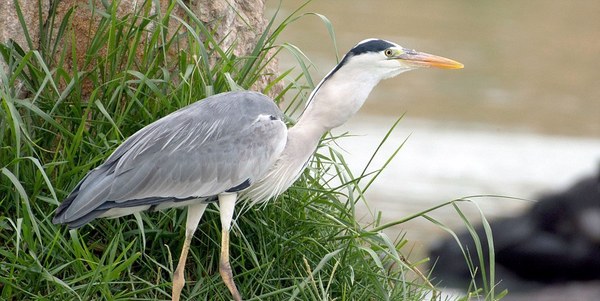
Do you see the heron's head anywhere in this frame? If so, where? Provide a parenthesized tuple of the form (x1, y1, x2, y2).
(335, 38, 463, 81)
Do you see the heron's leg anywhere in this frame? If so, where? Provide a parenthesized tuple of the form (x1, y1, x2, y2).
(218, 193, 242, 301)
(172, 203, 208, 301)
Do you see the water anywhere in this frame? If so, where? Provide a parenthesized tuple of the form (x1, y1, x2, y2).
(336, 117, 600, 253)
(268, 0, 600, 257)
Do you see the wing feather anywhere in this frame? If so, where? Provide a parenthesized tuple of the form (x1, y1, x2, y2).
(53, 91, 287, 227)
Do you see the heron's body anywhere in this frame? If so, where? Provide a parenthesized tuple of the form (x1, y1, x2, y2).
(53, 92, 287, 227)
(53, 38, 463, 301)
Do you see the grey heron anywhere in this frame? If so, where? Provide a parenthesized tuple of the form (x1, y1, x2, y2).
(53, 38, 463, 301)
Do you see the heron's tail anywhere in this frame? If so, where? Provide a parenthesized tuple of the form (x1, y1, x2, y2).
(52, 164, 115, 228)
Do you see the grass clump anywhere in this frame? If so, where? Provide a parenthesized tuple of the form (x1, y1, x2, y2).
(1, 0, 501, 300)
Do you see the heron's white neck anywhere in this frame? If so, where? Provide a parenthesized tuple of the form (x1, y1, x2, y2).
(298, 66, 382, 132)
(245, 66, 385, 204)
(282, 68, 382, 167)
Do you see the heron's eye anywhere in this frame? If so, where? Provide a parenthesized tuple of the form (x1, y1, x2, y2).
(384, 49, 394, 57)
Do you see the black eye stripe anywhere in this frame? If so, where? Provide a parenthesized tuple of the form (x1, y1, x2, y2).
(349, 39, 396, 56)
(325, 39, 398, 79)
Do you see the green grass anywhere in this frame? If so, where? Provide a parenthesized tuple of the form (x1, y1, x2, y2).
(1, 0, 502, 300)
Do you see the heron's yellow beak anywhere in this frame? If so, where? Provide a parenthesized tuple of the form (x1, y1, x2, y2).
(397, 49, 464, 69)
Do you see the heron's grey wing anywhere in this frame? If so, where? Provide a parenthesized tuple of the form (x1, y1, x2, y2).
(53, 91, 286, 227)
(109, 113, 287, 200)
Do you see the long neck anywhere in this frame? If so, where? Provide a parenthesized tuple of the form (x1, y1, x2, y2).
(245, 68, 381, 203)
(297, 67, 381, 132)
(287, 67, 381, 169)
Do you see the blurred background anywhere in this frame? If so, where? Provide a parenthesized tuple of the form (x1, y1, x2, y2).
(268, 0, 600, 301)
(267, 0, 600, 296)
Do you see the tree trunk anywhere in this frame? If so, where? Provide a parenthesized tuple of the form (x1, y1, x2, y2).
(0, 0, 279, 95)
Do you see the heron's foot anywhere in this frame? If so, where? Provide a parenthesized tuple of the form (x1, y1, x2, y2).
(171, 203, 207, 301)
(220, 229, 242, 301)
(172, 264, 185, 301)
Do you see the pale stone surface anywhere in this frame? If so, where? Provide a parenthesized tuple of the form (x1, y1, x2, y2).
(192, 0, 280, 94)
(1, 0, 279, 96)
(0, 0, 50, 50)
(0, 0, 50, 77)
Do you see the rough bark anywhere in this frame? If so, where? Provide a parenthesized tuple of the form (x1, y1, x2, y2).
(0, 0, 279, 96)
(0, 0, 50, 53)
